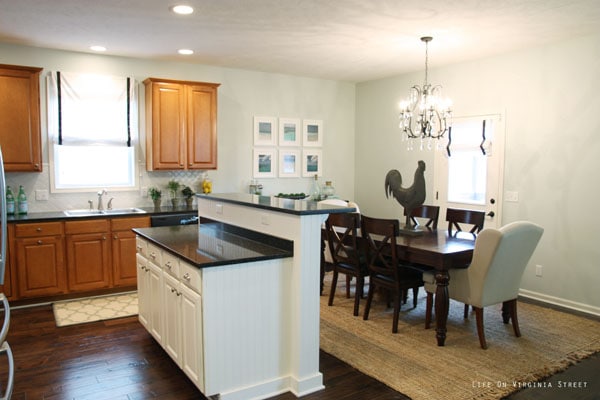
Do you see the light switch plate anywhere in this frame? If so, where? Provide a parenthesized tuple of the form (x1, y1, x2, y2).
(505, 191, 519, 202)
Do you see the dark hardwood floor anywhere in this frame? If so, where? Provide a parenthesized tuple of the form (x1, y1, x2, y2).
(0, 303, 597, 399)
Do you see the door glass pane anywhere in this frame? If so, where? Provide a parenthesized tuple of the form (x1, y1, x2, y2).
(448, 149, 486, 204)
(447, 119, 490, 205)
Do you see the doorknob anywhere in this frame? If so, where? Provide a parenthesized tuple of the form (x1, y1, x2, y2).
(487, 211, 495, 218)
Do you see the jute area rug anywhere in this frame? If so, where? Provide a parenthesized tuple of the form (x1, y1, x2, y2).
(53, 292, 138, 327)
(319, 275, 600, 400)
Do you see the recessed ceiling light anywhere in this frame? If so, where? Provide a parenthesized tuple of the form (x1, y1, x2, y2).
(178, 49, 194, 55)
(90, 45, 107, 52)
(171, 5, 194, 15)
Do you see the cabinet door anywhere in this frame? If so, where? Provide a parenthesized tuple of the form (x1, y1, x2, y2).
(181, 284, 203, 389)
(147, 261, 163, 343)
(66, 232, 111, 291)
(136, 253, 150, 329)
(146, 81, 186, 170)
(15, 236, 67, 297)
(112, 230, 140, 287)
(186, 84, 218, 170)
(163, 272, 182, 364)
(0, 64, 43, 172)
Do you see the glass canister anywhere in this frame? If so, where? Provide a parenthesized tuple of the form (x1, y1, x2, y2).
(322, 181, 335, 199)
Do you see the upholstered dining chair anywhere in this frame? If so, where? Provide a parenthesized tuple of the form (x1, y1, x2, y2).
(423, 221, 544, 349)
(361, 215, 424, 333)
(446, 207, 485, 236)
(325, 212, 368, 316)
(404, 204, 440, 229)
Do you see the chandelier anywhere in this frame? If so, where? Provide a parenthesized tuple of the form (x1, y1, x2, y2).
(399, 36, 452, 145)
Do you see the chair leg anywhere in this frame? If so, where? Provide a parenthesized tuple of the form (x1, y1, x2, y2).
(346, 275, 352, 298)
(464, 304, 470, 318)
(353, 276, 363, 316)
(504, 299, 521, 337)
(363, 283, 375, 321)
(412, 287, 419, 308)
(328, 271, 338, 306)
(392, 292, 401, 333)
(474, 307, 487, 349)
(425, 292, 433, 329)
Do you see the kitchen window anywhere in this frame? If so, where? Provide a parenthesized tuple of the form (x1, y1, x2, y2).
(47, 71, 138, 191)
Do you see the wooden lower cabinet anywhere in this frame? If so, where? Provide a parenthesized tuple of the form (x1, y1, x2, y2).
(112, 216, 150, 287)
(65, 219, 111, 292)
(13, 222, 67, 298)
(10, 215, 151, 301)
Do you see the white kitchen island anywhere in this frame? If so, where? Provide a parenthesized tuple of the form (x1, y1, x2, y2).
(135, 193, 355, 400)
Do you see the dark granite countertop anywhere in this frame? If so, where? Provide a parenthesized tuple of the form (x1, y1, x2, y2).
(6, 206, 198, 223)
(198, 193, 356, 215)
(134, 222, 293, 269)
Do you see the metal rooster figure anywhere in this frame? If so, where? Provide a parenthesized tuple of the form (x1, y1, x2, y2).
(385, 160, 426, 233)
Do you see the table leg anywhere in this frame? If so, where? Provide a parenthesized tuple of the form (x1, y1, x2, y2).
(434, 270, 450, 346)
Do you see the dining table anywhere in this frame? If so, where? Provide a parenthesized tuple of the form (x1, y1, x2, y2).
(395, 228, 476, 346)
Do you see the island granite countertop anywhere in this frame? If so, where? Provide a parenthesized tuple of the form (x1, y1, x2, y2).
(199, 193, 356, 215)
(134, 222, 293, 269)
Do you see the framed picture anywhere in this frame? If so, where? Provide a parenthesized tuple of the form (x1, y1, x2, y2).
(302, 149, 322, 177)
(302, 119, 323, 147)
(253, 116, 278, 146)
(279, 149, 301, 177)
(253, 148, 276, 178)
(278, 118, 301, 147)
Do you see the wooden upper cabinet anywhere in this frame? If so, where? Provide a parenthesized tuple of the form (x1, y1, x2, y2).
(144, 78, 219, 171)
(0, 64, 43, 172)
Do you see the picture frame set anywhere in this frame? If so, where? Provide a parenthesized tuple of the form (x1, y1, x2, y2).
(253, 116, 323, 178)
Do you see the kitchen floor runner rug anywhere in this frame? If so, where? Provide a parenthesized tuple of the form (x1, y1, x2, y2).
(53, 292, 138, 327)
(319, 274, 600, 400)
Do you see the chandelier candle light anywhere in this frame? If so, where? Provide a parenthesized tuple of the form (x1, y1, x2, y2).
(399, 36, 452, 149)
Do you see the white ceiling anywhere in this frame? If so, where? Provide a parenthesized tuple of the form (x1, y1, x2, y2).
(1, 0, 599, 82)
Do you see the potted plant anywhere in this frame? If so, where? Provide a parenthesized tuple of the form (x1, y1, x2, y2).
(167, 180, 181, 208)
(181, 185, 195, 208)
(148, 187, 162, 208)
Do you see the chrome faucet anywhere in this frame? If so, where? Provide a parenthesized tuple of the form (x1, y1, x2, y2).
(97, 189, 108, 210)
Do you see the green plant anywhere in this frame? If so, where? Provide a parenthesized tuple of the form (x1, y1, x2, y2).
(148, 187, 162, 200)
(181, 185, 195, 199)
(166, 180, 180, 197)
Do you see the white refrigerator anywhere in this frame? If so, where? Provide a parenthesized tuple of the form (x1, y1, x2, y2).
(0, 146, 15, 399)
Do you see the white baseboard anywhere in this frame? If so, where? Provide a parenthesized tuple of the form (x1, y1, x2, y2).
(519, 289, 600, 317)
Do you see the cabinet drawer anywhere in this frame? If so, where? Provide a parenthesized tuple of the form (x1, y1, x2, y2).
(180, 261, 201, 293)
(162, 251, 180, 278)
(147, 243, 162, 266)
(112, 216, 151, 231)
(65, 219, 109, 234)
(14, 221, 63, 237)
(136, 237, 148, 257)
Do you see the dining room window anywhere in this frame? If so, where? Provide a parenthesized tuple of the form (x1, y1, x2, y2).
(46, 71, 138, 192)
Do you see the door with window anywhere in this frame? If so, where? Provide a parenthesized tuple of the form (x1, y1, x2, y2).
(433, 114, 505, 229)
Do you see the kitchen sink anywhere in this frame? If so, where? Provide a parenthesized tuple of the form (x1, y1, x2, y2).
(63, 208, 146, 217)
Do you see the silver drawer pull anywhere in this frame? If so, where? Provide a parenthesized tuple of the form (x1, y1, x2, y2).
(165, 261, 172, 269)
(150, 252, 157, 259)
(183, 273, 191, 281)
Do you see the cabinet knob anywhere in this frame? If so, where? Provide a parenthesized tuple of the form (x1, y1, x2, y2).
(165, 261, 172, 269)
(37, 240, 43, 245)
(36, 227, 42, 232)
(183, 273, 190, 281)
(34, 164, 40, 170)
(114, 235, 118, 240)
(102, 236, 107, 240)
(150, 252, 157, 259)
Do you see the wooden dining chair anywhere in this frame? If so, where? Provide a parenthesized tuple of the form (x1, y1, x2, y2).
(404, 205, 440, 229)
(325, 212, 368, 316)
(361, 215, 424, 333)
(423, 221, 544, 349)
(446, 208, 485, 236)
